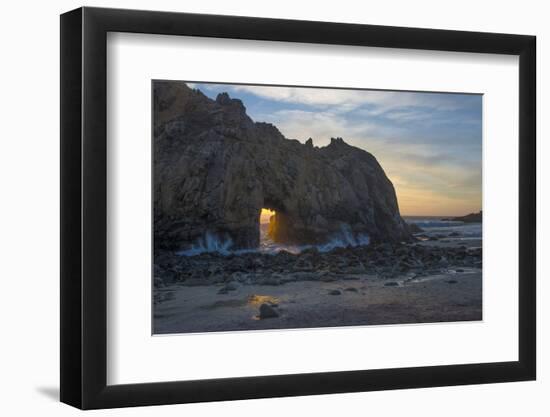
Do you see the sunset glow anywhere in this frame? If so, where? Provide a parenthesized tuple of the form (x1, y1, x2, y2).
(260, 208, 276, 224)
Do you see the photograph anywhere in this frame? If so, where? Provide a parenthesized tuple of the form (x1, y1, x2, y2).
(152, 80, 483, 334)
(0, 0, 542, 413)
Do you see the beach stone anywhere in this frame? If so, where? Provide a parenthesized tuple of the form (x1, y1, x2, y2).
(230, 271, 244, 281)
(384, 281, 399, 287)
(283, 272, 304, 282)
(252, 257, 264, 268)
(218, 283, 238, 294)
(210, 274, 227, 284)
(208, 264, 222, 275)
(163, 291, 175, 301)
(259, 303, 279, 319)
(328, 289, 342, 295)
(257, 274, 282, 285)
(320, 274, 336, 282)
(345, 262, 367, 274)
(447, 280, 458, 284)
(345, 287, 358, 292)
(258, 276, 281, 286)
(154, 276, 165, 288)
(342, 275, 360, 280)
(183, 277, 207, 286)
(294, 260, 314, 271)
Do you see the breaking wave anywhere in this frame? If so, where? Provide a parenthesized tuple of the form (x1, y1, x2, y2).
(177, 224, 370, 257)
(406, 220, 463, 228)
(313, 224, 370, 253)
(177, 232, 235, 256)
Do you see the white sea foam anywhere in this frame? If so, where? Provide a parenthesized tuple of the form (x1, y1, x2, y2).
(176, 224, 370, 257)
(176, 232, 234, 256)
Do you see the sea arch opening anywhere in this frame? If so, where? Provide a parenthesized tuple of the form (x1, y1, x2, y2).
(256, 194, 295, 249)
(258, 207, 277, 251)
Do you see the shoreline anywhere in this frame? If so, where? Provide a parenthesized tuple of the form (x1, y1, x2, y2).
(154, 238, 482, 334)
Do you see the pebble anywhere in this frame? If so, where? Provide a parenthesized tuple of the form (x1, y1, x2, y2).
(259, 277, 281, 286)
(218, 283, 238, 294)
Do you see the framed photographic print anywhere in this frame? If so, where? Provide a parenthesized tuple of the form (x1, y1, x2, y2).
(60, 6, 536, 409)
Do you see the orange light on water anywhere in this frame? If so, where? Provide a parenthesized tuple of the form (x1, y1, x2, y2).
(247, 294, 280, 306)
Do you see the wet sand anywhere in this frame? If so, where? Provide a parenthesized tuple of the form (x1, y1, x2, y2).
(154, 239, 482, 334)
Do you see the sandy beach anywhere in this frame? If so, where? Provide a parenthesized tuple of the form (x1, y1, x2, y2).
(154, 238, 482, 334)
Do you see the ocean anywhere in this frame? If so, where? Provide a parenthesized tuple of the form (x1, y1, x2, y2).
(403, 216, 482, 240)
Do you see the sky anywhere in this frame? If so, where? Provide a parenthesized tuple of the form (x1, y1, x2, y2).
(188, 82, 482, 217)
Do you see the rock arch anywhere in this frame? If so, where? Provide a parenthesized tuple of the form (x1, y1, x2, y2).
(153, 81, 410, 251)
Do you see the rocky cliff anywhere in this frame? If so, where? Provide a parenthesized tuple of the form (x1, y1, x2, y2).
(153, 81, 410, 251)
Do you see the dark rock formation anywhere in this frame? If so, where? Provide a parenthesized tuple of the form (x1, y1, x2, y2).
(407, 223, 424, 234)
(258, 303, 279, 319)
(153, 81, 410, 251)
(153, 242, 483, 288)
(443, 211, 482, 223)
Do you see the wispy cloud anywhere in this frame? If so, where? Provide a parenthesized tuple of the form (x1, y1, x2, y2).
(228, 84, 479, 115)
(258, 109, 375, 144)
(231, 85, 373, 109)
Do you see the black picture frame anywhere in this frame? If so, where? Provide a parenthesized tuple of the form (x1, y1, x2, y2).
(60, 6, 536, 410)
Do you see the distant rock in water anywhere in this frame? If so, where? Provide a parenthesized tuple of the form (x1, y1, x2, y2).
(153, 81, 411, 251)
(443, 211, 483, 223)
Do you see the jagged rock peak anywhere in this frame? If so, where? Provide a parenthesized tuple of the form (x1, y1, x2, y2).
(329, 137, 348, 146)
(215, 92, 246, 110)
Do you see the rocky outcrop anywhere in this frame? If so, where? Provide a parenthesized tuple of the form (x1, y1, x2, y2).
(443, 211, 482, 223)
(153, 81, 410, 251)
(154, 242, 483, 288)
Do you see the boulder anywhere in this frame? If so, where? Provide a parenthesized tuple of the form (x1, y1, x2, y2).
(258, 303, 279, 319)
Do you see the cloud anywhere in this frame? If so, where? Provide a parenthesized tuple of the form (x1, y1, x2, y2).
(230, 85, 372, 110)
(225, 84, 480, 116)
(258, 109, 375, 144)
